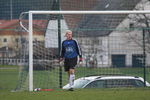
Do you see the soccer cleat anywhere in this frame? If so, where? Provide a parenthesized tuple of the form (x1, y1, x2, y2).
(68, 88, 74, 91)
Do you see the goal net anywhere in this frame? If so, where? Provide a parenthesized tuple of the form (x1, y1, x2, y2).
(15, 9, 150, 91)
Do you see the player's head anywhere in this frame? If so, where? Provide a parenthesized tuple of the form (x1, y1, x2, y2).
(65, 30, 72, 40)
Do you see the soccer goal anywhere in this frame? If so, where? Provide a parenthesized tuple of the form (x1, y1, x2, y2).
(17, 10, 150, 91)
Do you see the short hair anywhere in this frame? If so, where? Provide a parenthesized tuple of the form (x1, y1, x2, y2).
(66, 30, 72, 33)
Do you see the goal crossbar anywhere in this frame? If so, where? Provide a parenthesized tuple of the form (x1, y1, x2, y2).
(29, 10, 150, 14)
(28, 10, 150, 91)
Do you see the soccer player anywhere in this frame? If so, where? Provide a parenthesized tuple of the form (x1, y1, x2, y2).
(60, 30, 82, 91)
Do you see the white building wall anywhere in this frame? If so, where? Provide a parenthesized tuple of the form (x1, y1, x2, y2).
(108, 0, 150, 67)
(79, 36, 109, 67)
(45, 19, 68, 48)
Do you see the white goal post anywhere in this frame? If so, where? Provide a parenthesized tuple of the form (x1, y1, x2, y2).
(28, 10, 150, 91)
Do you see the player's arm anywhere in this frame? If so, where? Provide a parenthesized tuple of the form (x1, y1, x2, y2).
(74, 40, 83, 62)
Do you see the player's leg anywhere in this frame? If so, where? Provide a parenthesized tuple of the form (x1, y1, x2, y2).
(68, 57, 77, 90)
(67, 68, 75, 91)
(64, 59, 73, 90)
(69, 68, 75, 88)
(64, 67, 75, 91)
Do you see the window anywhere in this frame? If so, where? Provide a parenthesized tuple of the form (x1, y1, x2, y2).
(99, 39, 102, 45)
(134, 80, 144, 87)
(73, 79, 90, 88)
(15, 38, 19, 42)
(85, 80, 105, 88)
(111, 55, 126, 67)
(85, 39, 91, 45)
(132, 54, 144, 67)
(34, 38, 37, 41)
(3, 38, 7, 42)
(129, 23, 134, 29)
(105, 79, 133, 88)
(93, 39, 99, 45)
(105, 79, 145, 88)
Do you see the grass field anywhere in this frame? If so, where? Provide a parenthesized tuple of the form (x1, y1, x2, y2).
(1, 88, 150, 100)
(1, 65, 150, 100)
(31, 67, 150, 89)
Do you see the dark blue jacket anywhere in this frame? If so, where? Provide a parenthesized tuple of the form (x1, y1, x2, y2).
(60, 39, 82, 59)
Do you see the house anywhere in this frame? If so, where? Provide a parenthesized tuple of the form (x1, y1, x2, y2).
(0, 0, 56, 65)
(109, 0, 150, 67)
(0, 20, 47, 57)
(60, 0, 150, 67)
(1, 0, 149, 67)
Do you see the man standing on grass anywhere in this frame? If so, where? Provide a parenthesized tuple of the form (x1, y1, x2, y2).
(60, 30, 82, 91)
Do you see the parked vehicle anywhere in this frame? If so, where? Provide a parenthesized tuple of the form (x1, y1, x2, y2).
(63, 75, 150, 89)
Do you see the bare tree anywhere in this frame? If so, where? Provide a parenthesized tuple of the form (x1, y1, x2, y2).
(126, 0, 150, 53)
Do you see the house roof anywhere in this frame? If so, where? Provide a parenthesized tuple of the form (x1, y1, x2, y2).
(61, 0, 141, 37)
(0, 20, 19, 29)
(0, 20, 48, 35)
(0, 0, 141, 37)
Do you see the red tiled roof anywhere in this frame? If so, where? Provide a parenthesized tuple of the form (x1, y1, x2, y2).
(33, 20, 48, 29)
(0, 19, 48, 29)
(0, 20, 19, 29)
(0, 19, 48, 35)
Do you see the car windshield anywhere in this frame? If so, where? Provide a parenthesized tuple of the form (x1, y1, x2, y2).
(73, 78, 90, 88)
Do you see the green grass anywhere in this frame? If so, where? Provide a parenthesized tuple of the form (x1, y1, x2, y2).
(1, 88, 150, 100)
(18, 67, 150, 89)
(0, 68, 18, 90)
(1, 65, 150, 100)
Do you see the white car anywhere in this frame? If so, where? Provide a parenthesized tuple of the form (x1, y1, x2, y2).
(63, 75, 150, 89)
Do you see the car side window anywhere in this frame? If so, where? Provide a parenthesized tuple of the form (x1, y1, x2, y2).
(126, 79, 144, 87)
(84, 79, 145, 88)
(134, 80, 145, 87)
(85, 80, 105, 88)
(105, 79, 136, 88)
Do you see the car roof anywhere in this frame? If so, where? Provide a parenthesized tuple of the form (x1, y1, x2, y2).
(80, 75, 143, 81)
